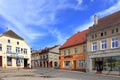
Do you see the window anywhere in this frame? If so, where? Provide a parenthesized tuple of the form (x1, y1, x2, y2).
(112, 29, 114, 34)
(101, 32, 103, 37)
(64, 61, 70, 67)
(116, 28, 118, 33)
(17, 42, 19, 45)
(78, 60, 85, 68)
(92, 34, 97, 39)
(16, 58, 21, 66)
(63, 50, 66, 56)
(68, 49, 70, 55)
(21, 48, 23, 53)
(74, 48, 78, 54)
(7, 45, 12, 53)
(8, 39, 10, 43)
(112, 37, 118, 48)
(92, 42, 97, 51)
(0, 44, 2, 51)
(24, 49, 27, 54)
(83, 45, 87, 52)
(95, 34, 97, 38)
(104, 32, 107, 36)
(7, 57, 12, 66)
(16, 47, 20, 53)
(92, 35, 94, 39)
(101, 40, 107, 50)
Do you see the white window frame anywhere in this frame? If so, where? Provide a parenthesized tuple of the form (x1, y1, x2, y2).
(101, 39, 107, 50)
(7, 45, 12, 53)
(24, 48, 27, 54)
(111, 37, 119, 48)
(16, 47, 20, 54)
(92, 42, 97, 51)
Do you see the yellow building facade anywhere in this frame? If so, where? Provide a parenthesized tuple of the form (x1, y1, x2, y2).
(0, 30, 31, 68)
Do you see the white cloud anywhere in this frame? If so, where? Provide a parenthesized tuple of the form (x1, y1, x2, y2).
(77, 0, 83, 5)
(75, 21, 93, 32)
(0, 0, 86, 50)
(75, 0, 120, 32)
(0, 0, 84, 45)
(95, 0, 120, 18)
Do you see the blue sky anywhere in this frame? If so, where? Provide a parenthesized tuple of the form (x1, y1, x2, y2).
(0, 0, 120, 50)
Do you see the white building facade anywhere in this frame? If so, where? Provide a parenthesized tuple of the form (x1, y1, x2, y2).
(0, 30, 31, 68)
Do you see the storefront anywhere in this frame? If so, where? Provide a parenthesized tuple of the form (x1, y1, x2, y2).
(92, 56, 120, 72)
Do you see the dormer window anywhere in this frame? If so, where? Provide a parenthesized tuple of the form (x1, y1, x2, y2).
(101, 33, 103, 37)
(8, 39, 10, 43)
(17, 42, 19, 45)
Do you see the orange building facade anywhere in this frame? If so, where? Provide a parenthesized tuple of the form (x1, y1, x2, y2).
(59, 29, 89, 71)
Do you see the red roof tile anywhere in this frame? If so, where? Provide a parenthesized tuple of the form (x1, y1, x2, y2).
(60, 29, 90, 49)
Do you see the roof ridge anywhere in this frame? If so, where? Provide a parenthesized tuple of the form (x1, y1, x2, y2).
(2, 30, 24, 40)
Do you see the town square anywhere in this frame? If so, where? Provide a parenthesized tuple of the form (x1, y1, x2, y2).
(0, 0, 120, 80)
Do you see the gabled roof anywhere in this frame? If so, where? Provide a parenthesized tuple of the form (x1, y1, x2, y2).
(90, 10, 120, 33)
(2, 30, 24, 40)
(60, 29, 90, 49)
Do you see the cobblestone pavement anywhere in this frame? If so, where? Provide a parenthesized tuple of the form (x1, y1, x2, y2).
(0, 68, 76, 80)
(0, 68, 120, 80)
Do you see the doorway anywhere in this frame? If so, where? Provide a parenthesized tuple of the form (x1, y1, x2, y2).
(24, 59, 28, 67)
(73, 60, 76, 70)
(95, 61, 103, 72)
(0, 56, 2, 67)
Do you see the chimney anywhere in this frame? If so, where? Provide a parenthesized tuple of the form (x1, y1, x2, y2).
(94, 15, 98, 25)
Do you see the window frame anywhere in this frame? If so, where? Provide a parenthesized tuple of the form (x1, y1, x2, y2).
(16, 47, 20, 54)
(68, 49, 70, 55)
(78, 60, 85, 68)
(7, 57, 12, 66)
(0, 44, 2, 51)
(63, 50, 66, 56)
(101, 39, 107, 50)
(74, 48, 78, 54)
(64, 61, 70, 67)
(92, 42, 97, 51)
(111, 37, 119, 48)
(7, 45, 12, 53)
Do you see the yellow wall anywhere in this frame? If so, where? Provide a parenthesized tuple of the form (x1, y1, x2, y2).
(61, 43, 86, 56)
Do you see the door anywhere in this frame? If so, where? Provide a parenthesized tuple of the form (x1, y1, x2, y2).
(24, 59, 28, 67)
(73, 60, 76, 70)
(0, 56, 2, 67)
(95, 61, 103, 72)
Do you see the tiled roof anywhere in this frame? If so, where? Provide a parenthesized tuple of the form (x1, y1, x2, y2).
(32, 45, 60, 54)
(2, 30, 24, 40)
(60, 29, 90, 49)
(90, 10, 120, 32)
